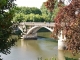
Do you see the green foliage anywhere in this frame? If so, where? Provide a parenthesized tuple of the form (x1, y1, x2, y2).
(13, 1, 59, 23)
(40, 3, 49, 15)
(40, 1, 60, 22)
(13, 6, 44, 22)
(14, 7, 42, 15)
(0, 0, 17, 58)
(24, 13, 45, 22)
(13, 5, 52, 22)
(52, 0, 59, 19)
(13, 13, 25, 22)
(65, 57, 77, 60)
(42, 14, 50, 22)
(38, 57, 57, 60)
(29, 7, 42, 15)
(52, 7, 59, 19)
(40, 3, 53, 22)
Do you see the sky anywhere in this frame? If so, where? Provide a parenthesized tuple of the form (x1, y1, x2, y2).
(14, 0, 47, 8)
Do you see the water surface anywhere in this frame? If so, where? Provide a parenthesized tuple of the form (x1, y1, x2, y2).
(1, 32, 58, 60)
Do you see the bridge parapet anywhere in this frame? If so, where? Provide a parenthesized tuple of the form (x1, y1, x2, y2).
(19, 22, 55, 27)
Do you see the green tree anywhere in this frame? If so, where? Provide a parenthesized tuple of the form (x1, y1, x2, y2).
(30, 7, 42, 15)
(42, 14, 50, 22)
(13, 13, 25, 22)
(13, 7, 42, 22)
(14, 7, 42, 15)
(40, 2, 54, 22)
(40, 3, 49, 15)
(0, 0, 16, 59)
(24, 14, 45, 22)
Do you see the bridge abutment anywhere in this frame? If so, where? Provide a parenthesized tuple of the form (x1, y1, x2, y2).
(21, 33, 37, 39)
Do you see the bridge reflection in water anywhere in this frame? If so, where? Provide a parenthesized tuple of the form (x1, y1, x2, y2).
(8, 37, 57, 60)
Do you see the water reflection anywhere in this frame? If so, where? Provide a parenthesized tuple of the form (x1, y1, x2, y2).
(58, 50, 65, 60)
(1, 38, 58, 60)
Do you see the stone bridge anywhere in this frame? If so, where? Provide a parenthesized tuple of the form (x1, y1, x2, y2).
(18, 22, 55, 39)
(13, 22, 66, 50)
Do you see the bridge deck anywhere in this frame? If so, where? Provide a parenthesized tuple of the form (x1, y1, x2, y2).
(19, 22, 55, 27)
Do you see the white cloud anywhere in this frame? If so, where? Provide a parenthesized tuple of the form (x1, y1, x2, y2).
(14, 0, 47, 8)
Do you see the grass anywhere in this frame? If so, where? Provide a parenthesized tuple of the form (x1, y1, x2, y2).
(65, 57, 77, 60)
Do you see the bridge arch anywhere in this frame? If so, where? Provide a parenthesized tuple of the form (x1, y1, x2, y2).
(27, 26, 53, 35)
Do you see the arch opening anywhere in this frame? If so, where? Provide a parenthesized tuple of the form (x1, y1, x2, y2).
(27, 26, 53, 35)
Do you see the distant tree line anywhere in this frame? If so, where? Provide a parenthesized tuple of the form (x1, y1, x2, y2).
(12, 4, 57, 22)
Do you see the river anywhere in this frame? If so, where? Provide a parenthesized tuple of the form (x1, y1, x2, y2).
(0, 32, 58, 60)
(1, 32, 80, 60)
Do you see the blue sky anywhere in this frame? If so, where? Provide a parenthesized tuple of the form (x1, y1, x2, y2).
(14, 0, 47, 8)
